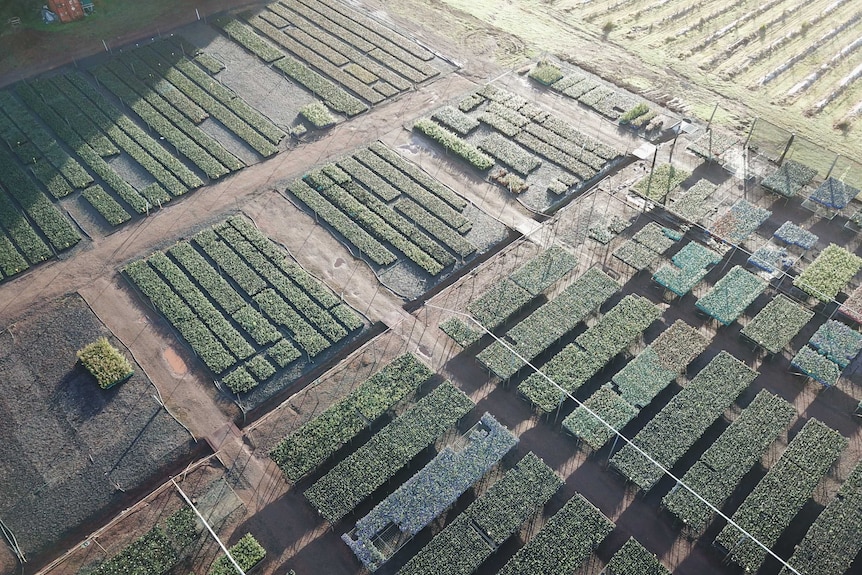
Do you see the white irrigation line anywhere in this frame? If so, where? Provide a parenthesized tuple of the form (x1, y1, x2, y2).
(424, 303, 803, 575)
(171, 479, 246, 575)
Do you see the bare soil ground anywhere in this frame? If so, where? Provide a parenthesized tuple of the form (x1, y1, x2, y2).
(0, 294, 196, 570)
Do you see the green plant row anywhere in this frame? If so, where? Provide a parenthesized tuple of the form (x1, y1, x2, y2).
(394, 198, 476, 260)
(0, 90, 92, 192)
(633, 164, 690, 202)
(613, 240, 659, 271)
(498, 493, 614, 575)
(685, 128, 739, 160)
(0, 104, 75, 199)
(519, 295, 659, 412)
(458, 93, 484, 113)
(478, 266, 618, 379)
(91, 507, 199, 575)
(478, 132, 541, 177)
(809, 319, 862, 368)
(356, 146, 471, 232)
(266, 338, 302, 369)
(439, 317, 482, 347)
(514, 130, 595, 181)
(537, 112, 619, 160)
(668, 179, 718, 223)
(613, 320, 708, 408)
(709, 198, 772, 244)
(16, 82, 151, 214)
(306, 382, 474, 522)
(63, 72, 203, 190)
(470, 452, 562, 545)
(193, 51, 225, 75)
(194, 228, 269, 296)
(208, 533, 266, 575)
(337, 155, 400, 201)
(270, 353, 432, 481)
(168, 242, 247, 314)
(342, 181, 456, 269)
(484, 101, 531, 128)
(368, 141, 467, 210)
(77, 337, 134, 389)
(269, 2, 412, 94)
(299, 101, 336, 128)
(226, 215, 345, 310)
(432, 105, 480, 136)
(147, 251, 256, 361)
(288, 0, 433, 79)
(523, 121, 606, 172)
(215, 222, 352, 341)
(0, 188, 52, 265)
(510, 246, 578, 295)
(716, 418, 847, 573)
(215, 3, 368, 116)
(662, 390, 795, 534)
(95, 60, 237, 179)
(467, 278, 534, 331)
(575, 295, 661, 363)
(562, 384, 639, 451)
(398, 452, 560, 575)
(274, 54, 369, 116)
(308, 0, 435, 62)
(610, 351, 758, 492)
(414, 118, 494, 171)
(632, 222, 677, 253)
(528, 61, 563, 86)
(125, 260, 235, 374)
(253, 288, 329, 357)
(222, 354, 278, 394)
(82, 184, 132, 226)
(231, 304, 283, 348)
(695, 265, 767, 326)
(315, 181, 445, 275)
(605, 538, 670, 575)
(740, 294, 814, 354)
(151, 41, 286, 145)
(213, 15, 285, 62)
(795, 244, 862, 302)
(791, 345, 841, 387)
(761, 159, 818, 198)
(134, 45, 278, 158)
(54, 74, 192, 198)
(0, 148, 80, 252)
(287, 20, 351, 67)
(619, 102, 651, 125)
(286, 178, 397, 266)
(780, 460, 862, 575)
(652, 241, 722, 296)
(0, 232, 28, 278)
(248, 15, 385, 104)
(478, 109, 521, 138)
(518, 345, 604, 413)
(26, 77, 120, 158)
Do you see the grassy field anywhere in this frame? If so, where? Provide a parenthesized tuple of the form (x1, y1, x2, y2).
(423, 0, 862, 166)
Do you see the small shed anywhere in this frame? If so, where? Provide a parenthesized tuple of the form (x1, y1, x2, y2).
(47, 0, 85, 23)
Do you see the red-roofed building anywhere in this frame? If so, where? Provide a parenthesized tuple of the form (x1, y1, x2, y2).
(47, 0, 85, 24)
